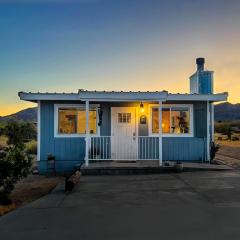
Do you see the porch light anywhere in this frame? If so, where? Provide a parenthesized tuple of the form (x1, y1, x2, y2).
(140, 102, 144, 113)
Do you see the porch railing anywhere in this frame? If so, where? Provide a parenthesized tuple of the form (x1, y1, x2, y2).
(87, 136, 160, 160)
(87, 136, 207, 162)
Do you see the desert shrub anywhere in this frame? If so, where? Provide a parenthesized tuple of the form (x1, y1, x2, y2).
(21, 122, 37, 141)
(0, 125, 5, 136)
(4, 121, 37, 143)
(0, 136, 8, 151)
(26, 140, 37, 155)
(215, 122, 232, 140)
(0, 121, 32, 205)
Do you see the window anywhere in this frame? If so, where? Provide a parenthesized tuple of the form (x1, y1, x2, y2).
(56, 105, 98, 136)
(151, 105, 192, 136)
(152, 108, 170, 133)
(58, 108, 77, 134)
(118, 113, 131, 123)
(171, 108, 190, 134)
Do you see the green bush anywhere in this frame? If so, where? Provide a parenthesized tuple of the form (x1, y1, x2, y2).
(26, 140, 37, 155)
(0, 122, 32, 205)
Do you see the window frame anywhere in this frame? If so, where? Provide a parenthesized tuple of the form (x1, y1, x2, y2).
(149, 104, 194, 137)
(54, 104, 100, 138)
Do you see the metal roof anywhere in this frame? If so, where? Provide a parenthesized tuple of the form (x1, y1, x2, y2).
(18, 90, 228, 102)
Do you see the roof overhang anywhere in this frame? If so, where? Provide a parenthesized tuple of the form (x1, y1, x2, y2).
(18, 92, 80, 102)
(18, 91, 228, 103)
(167, 93, 228, 102)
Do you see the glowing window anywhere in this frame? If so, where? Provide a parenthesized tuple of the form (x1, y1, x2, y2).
(58, 108, 97, 135)
(152, 108, 170, 134)
(151, 107, 190, 135)
(171, 108, 190, 134)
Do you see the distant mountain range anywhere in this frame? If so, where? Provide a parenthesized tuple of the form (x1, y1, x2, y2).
(0, 102, 239, 123)
(0, 107, 37, 123)
(214, 102, 240, 121)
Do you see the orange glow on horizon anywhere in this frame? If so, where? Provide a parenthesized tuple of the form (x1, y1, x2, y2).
(0, 102, 36, 117)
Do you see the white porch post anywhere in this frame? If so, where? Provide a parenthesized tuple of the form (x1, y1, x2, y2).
(37, 101, 41, 162)
(158, 101, 163, 166)
(211, 103, 214, 142)
(85, 100, 90, 166)
(206, 101, 210, 162)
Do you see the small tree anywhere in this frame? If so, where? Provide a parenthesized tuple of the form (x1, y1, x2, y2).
(21, 122, 37, 141)
(0, 122, 32, 205)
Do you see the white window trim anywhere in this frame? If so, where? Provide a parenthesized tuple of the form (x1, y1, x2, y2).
(54, 104, 100, 138)
(148, 104, 194, 137)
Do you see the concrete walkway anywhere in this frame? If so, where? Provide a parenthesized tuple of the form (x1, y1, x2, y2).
(1, 170, 240, 240)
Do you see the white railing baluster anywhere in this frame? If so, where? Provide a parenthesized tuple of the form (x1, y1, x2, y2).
(87, 136, 164, 161)
(103, 137, 105, 159)
(100, 136, 102, 160)
(144, 137, 145, 160)
(148, 137, 149, 160)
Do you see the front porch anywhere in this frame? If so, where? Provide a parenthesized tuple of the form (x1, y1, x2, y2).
(84, 100, 166, 166)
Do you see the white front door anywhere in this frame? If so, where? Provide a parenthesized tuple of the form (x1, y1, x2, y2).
(111, 107, 138, 160)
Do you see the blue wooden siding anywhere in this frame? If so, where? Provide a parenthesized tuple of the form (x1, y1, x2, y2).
(137, 137, 205, 161)
(40, 101, 85, 173)
(163, 137, 206, 161)
(39, 101, 208, 173)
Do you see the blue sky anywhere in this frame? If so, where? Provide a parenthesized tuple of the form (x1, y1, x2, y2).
(0, 0, 240, 115)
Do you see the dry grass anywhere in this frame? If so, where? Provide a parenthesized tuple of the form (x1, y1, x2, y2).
(217, 140, 240, 148)
(215, 139, 240, 168)
(0, 175, 62, 216)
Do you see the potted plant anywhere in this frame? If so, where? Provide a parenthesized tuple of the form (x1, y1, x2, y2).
(89, 147, 101, 159)
(174, 160, 183, 172)
(47, 154, 55, 161)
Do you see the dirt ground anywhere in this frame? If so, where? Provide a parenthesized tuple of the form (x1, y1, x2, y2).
(0, 175, 62, 216)
(215, 140, 240, 168)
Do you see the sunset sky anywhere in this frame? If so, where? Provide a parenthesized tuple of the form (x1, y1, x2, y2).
(0, 0, 239, 116)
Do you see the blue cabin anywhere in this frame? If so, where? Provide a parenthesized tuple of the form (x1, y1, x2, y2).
(19, 58, 228, 173)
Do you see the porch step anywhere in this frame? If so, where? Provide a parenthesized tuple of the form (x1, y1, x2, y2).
(80, 161, 233, 176)
(81, 166, 173, 176)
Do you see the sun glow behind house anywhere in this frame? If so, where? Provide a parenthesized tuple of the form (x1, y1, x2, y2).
(0, 0, 239, 115)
